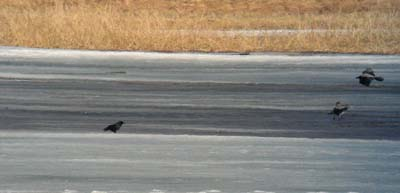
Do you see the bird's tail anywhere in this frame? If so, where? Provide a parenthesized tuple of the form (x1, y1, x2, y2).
(103, 128, 109, 132)
(374, 76, 384, 81)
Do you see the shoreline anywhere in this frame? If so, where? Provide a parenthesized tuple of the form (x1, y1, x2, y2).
(2, 45, 400, 57)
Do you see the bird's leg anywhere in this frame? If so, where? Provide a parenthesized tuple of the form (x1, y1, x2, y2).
(372, 84, 383, 88)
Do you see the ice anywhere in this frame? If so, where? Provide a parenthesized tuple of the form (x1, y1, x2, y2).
(0, 131, 399, 192)
(0, 191, 48, 193)
(1, 45, 400, 192)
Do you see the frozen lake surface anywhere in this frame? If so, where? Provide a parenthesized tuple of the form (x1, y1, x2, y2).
(0, 46, 400, 192)
(1, 132, 400, 193)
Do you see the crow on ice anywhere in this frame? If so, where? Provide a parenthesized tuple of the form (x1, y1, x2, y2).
(103, 121, 124, 133)
(356, 68, 384, 87)
(329, 101, 349, 120)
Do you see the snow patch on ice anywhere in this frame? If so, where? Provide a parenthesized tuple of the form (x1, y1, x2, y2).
(62, 190, 79, 193)
(197, 190, 221, 193)
(149, 189, 166, 193)
(307, 192, 330, 193)
(239, 149, 249, 154)
(246, 191, 275, 193)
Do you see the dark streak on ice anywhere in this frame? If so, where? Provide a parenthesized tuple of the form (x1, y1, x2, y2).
(0, 79, 399, 140)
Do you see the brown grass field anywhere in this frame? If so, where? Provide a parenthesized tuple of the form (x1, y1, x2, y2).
(0, 0, 399, 54)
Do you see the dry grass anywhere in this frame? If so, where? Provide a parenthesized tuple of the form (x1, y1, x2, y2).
(0, 0, 399, 54)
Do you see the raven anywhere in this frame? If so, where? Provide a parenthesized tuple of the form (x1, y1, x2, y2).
(103, 121, 124, 133)
(356, 68, 384, 87)
(329, 101, 349, 120)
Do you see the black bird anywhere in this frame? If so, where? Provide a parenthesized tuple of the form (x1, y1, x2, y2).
(329, 101, 349, 120)
(103, 121, 124, 133)
(356, 68, 384, 87)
